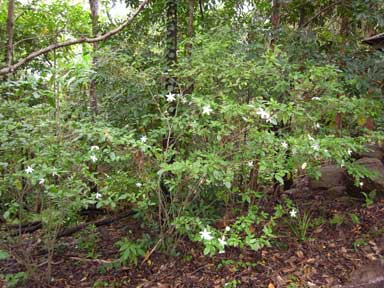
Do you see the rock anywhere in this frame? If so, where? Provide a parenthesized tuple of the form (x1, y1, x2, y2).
(356, 144, 384, 161)
(324, 185, 347, 199)
(341, 259, 384, 288)
(309, 165, 347, 190)
(346, 157, 384, 198)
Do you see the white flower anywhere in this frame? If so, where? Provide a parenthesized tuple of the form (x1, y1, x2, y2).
(202, 105, 213, 115)
(200, 228, 213, 241)
(315, 123, 320, 129)
(289, 209, 298, 218)
(165, 92, 176, 103)
(312, 97, 321, 100)
(347, 149, 352, 156)
(311, 143, 320, 151)
(218, 236, 227, 247)
(136, 182, 143, 188)
(90, 155, 98, 163)
(181, 97, 188, 104)
(281, 141, 288, 149)
(308, 134, 315, 141)
(266, 117, 277, 125)
(39, 178, 45, 185)
(52, 170, 58, 177)
(90, 145, 99, 151)
(247, 161, 254, 167)
(219, 250, 225, 254)
(225, 226, 231, 232)
(25, 166, 34, 174)
(95, 192, 102, 199)
(359, 181, 364, 187)
(301, 162, 307, 170)
(140, 135, 147, 143)
(256, 107, 270, 120)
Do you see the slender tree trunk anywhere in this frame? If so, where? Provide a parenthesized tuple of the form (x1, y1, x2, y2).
(159, 0, 178, 230)
(183, 0, 195, 95)
(89, 0, 99, 118)
(186, 0, 194, 56)
(298, 5, 306, 28)
(88, 0, 99, 194)
(6, 0, 15, 67)
(165, 0, 177, 93)
(270, 0, 281, 48)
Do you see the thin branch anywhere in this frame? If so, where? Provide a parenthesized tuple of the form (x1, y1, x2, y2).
(0, 0, 150, 76)
(302, 0, 342, 28)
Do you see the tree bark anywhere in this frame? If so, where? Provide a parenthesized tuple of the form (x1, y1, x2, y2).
(89, 0, 99, 118)
(6, 0, 15, 67)
(165, 0, 177, 92)
(0, 0, 150, 76)
(186, 0, 194, 56)
(270, 0, 281, 48)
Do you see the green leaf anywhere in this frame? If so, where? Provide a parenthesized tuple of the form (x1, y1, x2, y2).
(0, 250, 10, 260)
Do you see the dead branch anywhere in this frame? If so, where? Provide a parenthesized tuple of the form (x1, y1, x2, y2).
(0, 0, 150, 76)
(4, 210, 134, 238)
(56, 210, 134, 238)
(7, 221, 43, 236)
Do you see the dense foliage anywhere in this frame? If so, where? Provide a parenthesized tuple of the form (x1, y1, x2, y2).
(0, 0, 383, 284)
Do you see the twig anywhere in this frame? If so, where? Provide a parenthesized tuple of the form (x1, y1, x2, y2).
(37, 260, 64, 267)
(141, 237, 163, 266)
(69, 256, 117, 264)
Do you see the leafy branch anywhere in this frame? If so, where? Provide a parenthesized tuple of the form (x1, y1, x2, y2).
(0, 0, 150, 76)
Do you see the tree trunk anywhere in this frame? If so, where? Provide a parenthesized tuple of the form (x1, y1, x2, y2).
(270, 0, 281, 48)
(6, 0, 15, 68)
(89, 0, 99, 118)
(186, 0, 194, 56)
(298, 4, 306, 28)
(165, 0, 177, 92)
(159, 0, 178, 229)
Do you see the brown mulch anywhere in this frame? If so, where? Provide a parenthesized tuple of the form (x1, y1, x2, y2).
(1, 189, 384, 288)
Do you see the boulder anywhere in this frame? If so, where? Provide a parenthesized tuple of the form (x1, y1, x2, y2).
(341, 259, 384, 288)
(309, 165, 347, 190)
(356, 144, 384, 161)
(346, 157, 384, 198)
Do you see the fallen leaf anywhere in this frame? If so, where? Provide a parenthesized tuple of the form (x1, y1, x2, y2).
(296, 250, 304, 259)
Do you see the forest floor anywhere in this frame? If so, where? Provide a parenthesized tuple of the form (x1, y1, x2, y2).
(1, 188, 384, 288)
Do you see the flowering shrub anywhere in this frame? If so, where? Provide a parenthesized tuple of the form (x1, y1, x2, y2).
(1, 26, 383, 259)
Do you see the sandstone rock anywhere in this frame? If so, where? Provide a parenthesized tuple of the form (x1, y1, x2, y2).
(341, 259, 384, 288)
(309, 165, 347, 190)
